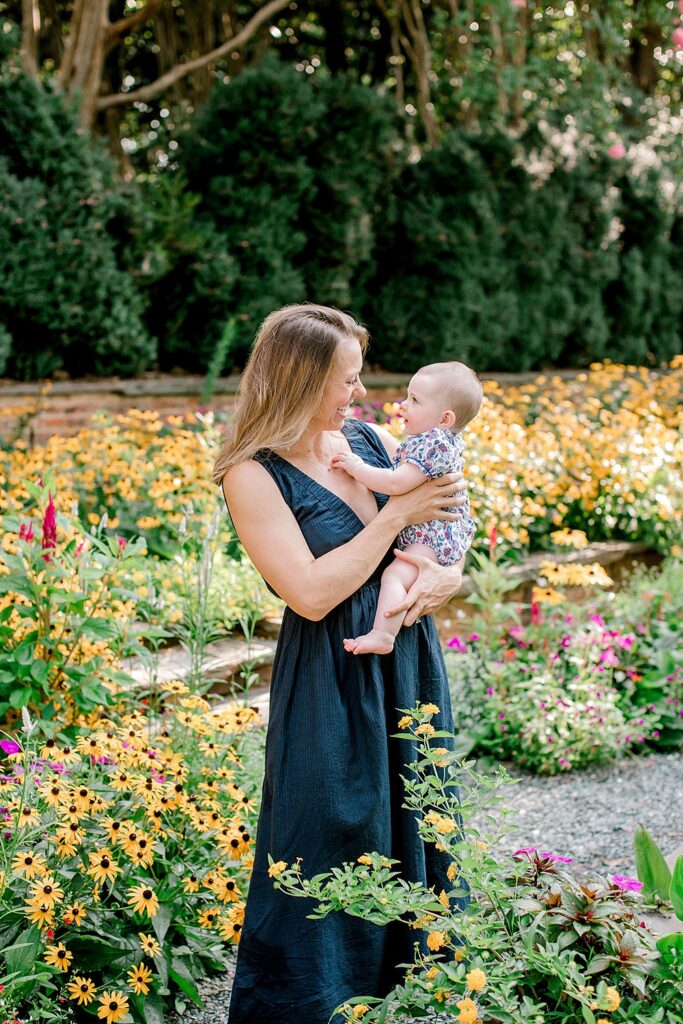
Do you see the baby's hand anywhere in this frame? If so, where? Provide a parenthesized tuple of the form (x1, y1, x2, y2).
(330, 451, 365, 477)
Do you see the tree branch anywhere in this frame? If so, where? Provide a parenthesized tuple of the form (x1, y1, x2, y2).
(105, 0, 169, 47)
(96, 0, 290, 112)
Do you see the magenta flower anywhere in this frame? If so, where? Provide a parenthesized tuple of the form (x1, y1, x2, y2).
(0, 740, 21, 756)
(116, 535, 127, 550)
(508, 626, 525, 640)
(617, 634, 635, 649)
(513, 846, 539, 857)
(447, 637, 467, 653)
(589, 613, 605, 627)
(19, 521, 35, 541)
(41, 492, 57, 562)
(674, 26, 683, 49)
(599, 649, 618, 667)
(610, 874, 643, 893)
(468, 633, 480, 642)
(608, 142, 626, 159)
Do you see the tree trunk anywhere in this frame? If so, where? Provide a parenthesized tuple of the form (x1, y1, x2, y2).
(20, 0, 40, 78)
(57, 0, 109, 129)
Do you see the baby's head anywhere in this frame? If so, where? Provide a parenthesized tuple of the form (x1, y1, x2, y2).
(400, 361, 482, 436)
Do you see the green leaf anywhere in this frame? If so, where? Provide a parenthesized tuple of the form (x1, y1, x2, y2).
(669, 856, 683, 921)
(581, 1005, 596, 1024)
(151, 902, 172, 944)
(81, 616, 121, 640)
(656, 932, 683, 957)
(169, 957, 202, 1007)
(4, 926, 42, 977)
(634, 825, 672, 900)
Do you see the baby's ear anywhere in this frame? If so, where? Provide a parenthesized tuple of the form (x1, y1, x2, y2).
(440, 409, 457, 429)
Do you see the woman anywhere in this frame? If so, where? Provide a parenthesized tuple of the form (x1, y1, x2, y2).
(212, 304, 469, 1024)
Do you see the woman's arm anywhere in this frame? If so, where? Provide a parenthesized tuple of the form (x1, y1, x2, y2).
(330, 451, 425, 495)
(222, 460, 465, 622)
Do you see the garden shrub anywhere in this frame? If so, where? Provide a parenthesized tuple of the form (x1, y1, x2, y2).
(155, 56, 401, 370)
(271, 703, 676, 1022)
(0, 38, 156, 379)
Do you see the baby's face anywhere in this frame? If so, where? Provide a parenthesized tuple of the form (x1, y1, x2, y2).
(399, 373, 449, 435)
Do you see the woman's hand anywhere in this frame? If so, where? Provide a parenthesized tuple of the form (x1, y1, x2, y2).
(384, 550, 464, 627)
(386, 472, 467, 529)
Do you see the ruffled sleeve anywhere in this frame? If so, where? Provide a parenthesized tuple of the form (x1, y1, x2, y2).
(397, 428, 463, 479)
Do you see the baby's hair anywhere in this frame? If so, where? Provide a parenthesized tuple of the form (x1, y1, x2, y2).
(417, 361, 483, 433)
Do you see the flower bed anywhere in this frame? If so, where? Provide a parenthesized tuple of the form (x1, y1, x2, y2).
(446, 553, 683, 773)
(0, 690, 261, 1023)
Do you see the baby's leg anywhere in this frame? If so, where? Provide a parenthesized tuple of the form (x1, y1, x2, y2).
(344, 544, 440, 655)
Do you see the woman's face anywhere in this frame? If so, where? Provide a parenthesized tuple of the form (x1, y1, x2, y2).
(310, 336, 366, 432)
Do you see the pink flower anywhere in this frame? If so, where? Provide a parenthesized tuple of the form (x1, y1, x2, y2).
(0, 740, 21, 756)
(508, 626, 525, 640)
(679, 0, 683, 15)
(41, 493, 57, 562)
(531, 601, 541, 625)
(447, 636, 467, 653)
(599, 648, 619, 667)
(674, 26, 683, 49)
(116, 535, 127, 550)
(589, 613, 605, 627)
(19, 521, 35, 542)
(617, 634, 634, 649)
(610, 874, 643, 893)
(468, 633, 480, 642)
(608, 143, 626, 159)
(511, 0, 526, 7)
(488, 523, 498, 557)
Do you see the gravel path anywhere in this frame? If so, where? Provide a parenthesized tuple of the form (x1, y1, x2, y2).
(169, 748, 682, 1024)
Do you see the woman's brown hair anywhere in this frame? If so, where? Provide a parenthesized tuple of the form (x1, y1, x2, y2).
(211, 303, 369, 486)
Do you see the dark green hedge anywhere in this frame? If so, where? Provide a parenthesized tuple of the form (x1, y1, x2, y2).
(1, 44, 680, 379)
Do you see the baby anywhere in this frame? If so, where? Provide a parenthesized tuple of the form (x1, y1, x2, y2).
(331, 361, 482, 655)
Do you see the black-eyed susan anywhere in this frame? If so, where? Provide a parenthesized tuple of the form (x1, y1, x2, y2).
(12, 850, 47, 879)
(96, 990, 130, 1024)
(63, 901, 88, 926)
(162, 679, 189, 696)
(25, 901, 55, 929)
(101, 817, 125, 843)
(50, 745, 80, 765)
(213, 877, 241, 903)
(43, 781, 68, 808)
(28, 874, 64, 909)
(70, 784, 94, 813)
(181, 874, 200, 894)
(138, 932, 162, 958)
(52, 834, 78, 859)
(127, 961, 153, 995)
(198, 906, 221, 929)
(67, 975, 96, 1006)
(88, 849, 121, 885)
(44, 942, 73, 972)
(16, 804, 42, 828)
(54, 821, 86, 846)
(127, 883, 159, 918)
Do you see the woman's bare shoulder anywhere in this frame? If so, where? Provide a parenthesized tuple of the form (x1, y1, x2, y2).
(221, 458, 282, 505)
(364, 421, 399, 458)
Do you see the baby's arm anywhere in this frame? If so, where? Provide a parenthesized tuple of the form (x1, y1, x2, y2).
(330, 452, 426, 494)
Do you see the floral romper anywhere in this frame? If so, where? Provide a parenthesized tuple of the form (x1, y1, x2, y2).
(394, 426, 475, 566)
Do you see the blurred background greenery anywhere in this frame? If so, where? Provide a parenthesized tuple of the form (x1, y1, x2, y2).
(0, 0, 681, 379)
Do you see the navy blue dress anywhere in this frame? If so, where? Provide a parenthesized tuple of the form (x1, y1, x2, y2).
(226, 419, 466, 1024)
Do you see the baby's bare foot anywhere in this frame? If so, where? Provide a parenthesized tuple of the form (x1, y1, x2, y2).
(344, 630, 395, 655)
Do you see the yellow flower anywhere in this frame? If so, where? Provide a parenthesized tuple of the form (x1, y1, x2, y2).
(352, 1006, 370, 1019)
(127, 961, 153, 995)
(397, 715, 414, 729)
(421, 703, 440, 715)
(531, 586, 566, 605)
(97, 990, 130, 1024)
(268, 860, 287, 878)
(456, 996, 479, 1024)
(426, 931, 448, 951)
(138, 932, 162, 958)
(435, 989, 451, 1003)
(67, 975, 96, 1006)
(12, 850, 47, 879)
(465, 968, 486, 991)
(357, 854, 373, 866)
(414, 723, 435, 737)
(604, 988, 620, 1012)
(198, 906, 221, 929)
(425, 966, 440, 979)
(447, 862, 458, 881)
(182, 873, 201, 893)
(88, 849, 121, 886)
(63, 901, 88, 926)
(438, 889, 450, 908)
(127, 883, 160, 918)
(28, 874, 64, 909)
(44, 943, 73, 972)
(436, 816, 457, 835)
(24, 902, 54, 929)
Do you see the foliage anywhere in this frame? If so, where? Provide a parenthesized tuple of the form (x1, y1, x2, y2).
(0, 45, 155, 379)
(0, 691, 261, 1022)
(634, 826, 683, 1007)
(0, 480, 158, 731)
(271, 703, 675, 1023)
(151, 55, 402, 368)
(445, 552, 683, 773)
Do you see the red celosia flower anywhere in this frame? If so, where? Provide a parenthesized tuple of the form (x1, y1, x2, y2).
(41, 493, 57, 562)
